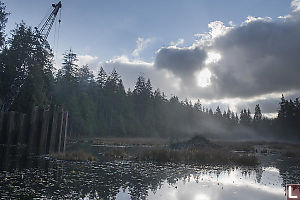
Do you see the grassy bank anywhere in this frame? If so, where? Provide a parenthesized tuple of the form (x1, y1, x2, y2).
(91, 137, 169, 146)
(137, 148, 259, 166)
(62, 137, 300, 165)
(51, 151, 96, 162)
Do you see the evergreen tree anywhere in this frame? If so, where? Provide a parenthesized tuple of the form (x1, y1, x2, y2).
(78, 65, 94, 86)
(1, 0, 300, 141)
(96, 66, 107, 88)
(59, 49, 79, 84)
(208, 108, 213, 116)
(278, 94, 287, 119)
(254, 104, 262, 121)
(145, 78, 153, 98)
(0, 1, 9, 48)
(194, 99, 202, 112)
(105, 68, 120, 93)
(3, 23, 53, 113)
(222, 110, 227, 118)
(215, 106, 222, 118)
(134, 75, 146, 95)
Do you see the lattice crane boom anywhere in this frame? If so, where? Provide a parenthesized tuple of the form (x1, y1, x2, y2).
(0, 1, 62, 112)
(37, 1, 62, 42)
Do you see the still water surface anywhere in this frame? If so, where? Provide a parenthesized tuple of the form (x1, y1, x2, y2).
(0, 146, 298, 199)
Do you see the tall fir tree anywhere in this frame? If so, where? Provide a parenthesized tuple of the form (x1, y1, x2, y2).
(96, 66, 107, 89)
(254, 104, 262, 121)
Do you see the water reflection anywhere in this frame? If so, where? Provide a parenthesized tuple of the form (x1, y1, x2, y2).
(145, 167, 284, 200)
(0, 146, 297, 199)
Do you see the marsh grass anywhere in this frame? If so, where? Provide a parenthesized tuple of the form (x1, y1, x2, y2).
(51, 151, 96, 161)
(138, 148, 259, 166)
(260, 149, 268, 153)
(282, 151, 300, 158)
(91, 137, 168, 146)
(104, 149, 127, 160)
(216, 141, 255, 153)
(266, 142, 300, 158)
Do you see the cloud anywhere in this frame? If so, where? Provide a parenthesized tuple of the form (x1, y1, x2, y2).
(78, 54, 99, 73)
(155, 46, 207, 87)
(101, 55, 181, 93)
(106, 55, 153, 68)
(151, 4, 300, 101)
(243, 16, 272, 24)
(194, 21, 233, 44)
(81, 1, 300, 115)
(278, 0, 300, 20)
(132, 37, 152, 57)
(169, 38, 185, 47)
(204, 17, 300, 99)
(291, 0, 300, 12)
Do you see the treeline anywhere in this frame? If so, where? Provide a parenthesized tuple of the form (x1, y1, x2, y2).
(0, 2, 299, 140)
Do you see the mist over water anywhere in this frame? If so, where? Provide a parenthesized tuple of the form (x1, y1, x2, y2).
(0, 145, 298, 199)
(1, 1, 300, 199)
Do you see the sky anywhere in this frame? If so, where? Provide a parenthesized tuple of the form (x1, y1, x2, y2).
(2, 0, 300, 116)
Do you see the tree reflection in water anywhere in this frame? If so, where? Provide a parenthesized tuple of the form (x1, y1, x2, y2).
(0, 147, 297, 199)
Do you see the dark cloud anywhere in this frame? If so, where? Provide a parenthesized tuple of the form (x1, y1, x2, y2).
(206, 19, 300, 99)
(101, 57, 181, 95)
(97, 2, 300, 114)
(153, 16, 300, 100)
(155, 47, 207, 85)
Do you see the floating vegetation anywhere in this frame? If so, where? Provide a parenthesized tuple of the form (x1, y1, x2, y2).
(0, 143, 299, 199)
(282, 151, 300, 158)
(260, 148, 268, 154)
(104, 148, 127, 160)
(138, 148, 259, 166)
(92, 137, 168, 146)
(51, 151, 96, 161)
(217, 141, 256, 153)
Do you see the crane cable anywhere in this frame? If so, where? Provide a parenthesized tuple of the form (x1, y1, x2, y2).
(53, 8, 62, 71)
(37, 6, 52, 30)
(56, 8, 62, 56)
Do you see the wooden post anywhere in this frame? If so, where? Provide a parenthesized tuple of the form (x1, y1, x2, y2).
(49, 106, 59, 153)
(62, 111, 68, 153)
(17, 113, 28, 145)
(59, 111, 66, 152)
(28, 106, 40, 153)
(57, 108, 64, 153)
(6, 111, 16, 145)
(1, 146, 11, 171)
(1, 112, 9, 144)
(0, 105, 69, 154)
(0, 112, 5, 144)
(14, 113, 26, 145)
(39, 109, 50, 154)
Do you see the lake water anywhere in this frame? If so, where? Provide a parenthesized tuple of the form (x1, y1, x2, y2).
(0, 145, 299, 199)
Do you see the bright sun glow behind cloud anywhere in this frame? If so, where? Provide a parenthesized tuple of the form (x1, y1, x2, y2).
(205, 51, 221, 65)
(196, 68, 212, 87)
(194, 51, 220, 88)
(194, 194, 210, 200)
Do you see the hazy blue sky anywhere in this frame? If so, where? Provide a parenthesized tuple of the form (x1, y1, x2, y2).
(3, 0, 290, 60)
(2, 0, 300, 115)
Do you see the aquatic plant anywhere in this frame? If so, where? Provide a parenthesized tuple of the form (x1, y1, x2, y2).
(104, 148, 127, 160)
(51, 150, 96, 161)
(138, 148, 259, 166)
(282, 151, 300, 158)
